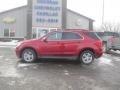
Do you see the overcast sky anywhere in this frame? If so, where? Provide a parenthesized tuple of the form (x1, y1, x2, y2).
(0, 0, 120, 27)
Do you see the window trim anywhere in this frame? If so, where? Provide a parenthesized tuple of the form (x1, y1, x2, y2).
(46, 31, 84, 41)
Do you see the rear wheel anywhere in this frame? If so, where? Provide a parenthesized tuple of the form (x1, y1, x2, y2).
(21, 49, 37, 63)
(80, 50, 94, 65)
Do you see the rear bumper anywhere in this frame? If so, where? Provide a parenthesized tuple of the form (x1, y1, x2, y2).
(95, 52, 103, 58)
(95, 49, 103, 58)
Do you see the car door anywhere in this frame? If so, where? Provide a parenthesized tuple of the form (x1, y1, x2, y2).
(39, 32, 63, 56)
(60, 32, 83, 56)
(113, 33, 120, 49)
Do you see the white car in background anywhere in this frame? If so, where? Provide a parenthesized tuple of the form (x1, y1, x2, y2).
(96, 32, 120, 53)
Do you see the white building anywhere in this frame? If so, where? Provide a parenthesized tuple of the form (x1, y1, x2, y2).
(0, 0, 94, 40)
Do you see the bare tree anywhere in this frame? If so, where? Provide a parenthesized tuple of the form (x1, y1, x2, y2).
(113, 24, 120, 32)
(96, 23, 120, 32)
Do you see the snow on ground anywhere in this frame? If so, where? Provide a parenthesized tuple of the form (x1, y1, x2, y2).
(98, 54, 115, 66)
(98, 56, 113, 66)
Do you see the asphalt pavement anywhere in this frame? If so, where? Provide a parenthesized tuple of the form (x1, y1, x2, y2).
(0, 47, 120, 90)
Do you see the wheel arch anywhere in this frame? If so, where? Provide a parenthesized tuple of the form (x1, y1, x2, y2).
(79, 48, 95, 57)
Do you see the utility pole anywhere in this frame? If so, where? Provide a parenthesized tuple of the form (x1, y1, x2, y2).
(102, 0, 105, 24)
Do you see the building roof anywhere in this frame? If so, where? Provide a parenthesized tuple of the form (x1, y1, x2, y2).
(0, 6, 27, 15)
(0, 5, 94, 21)
(68, 9, 94, 21)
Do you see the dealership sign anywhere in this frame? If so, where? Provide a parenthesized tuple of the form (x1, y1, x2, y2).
(3, 17, 16, 24)
(32, 0, 62, 28)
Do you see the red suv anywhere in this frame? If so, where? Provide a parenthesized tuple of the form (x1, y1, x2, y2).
(16, 30, 103, 65)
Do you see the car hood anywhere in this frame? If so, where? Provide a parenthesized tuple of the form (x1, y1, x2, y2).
(21, 39, 39, 44)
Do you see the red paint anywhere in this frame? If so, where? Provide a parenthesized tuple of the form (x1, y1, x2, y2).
(16, 30, 103, 59)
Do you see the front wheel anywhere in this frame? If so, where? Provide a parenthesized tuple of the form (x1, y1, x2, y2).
(80, 50, 94, 65)
(21, 49, 37, 63)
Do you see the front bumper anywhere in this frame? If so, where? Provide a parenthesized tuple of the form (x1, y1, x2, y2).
(15, 47, 21, 58)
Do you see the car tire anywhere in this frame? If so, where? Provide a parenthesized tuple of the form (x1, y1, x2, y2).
(21, 49, 37, 63)
(80, 50, 94, 65)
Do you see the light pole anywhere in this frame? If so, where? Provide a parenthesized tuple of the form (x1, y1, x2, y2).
(102, 0, 105, 24)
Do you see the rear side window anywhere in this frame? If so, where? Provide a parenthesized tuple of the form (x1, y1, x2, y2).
(62, 32, 82, 40)
(85, 32, 100, 40)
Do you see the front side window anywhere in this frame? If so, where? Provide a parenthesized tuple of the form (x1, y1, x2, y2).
(47, 32, 62, 40)
(39, 29, 49, 37)
(62, 32, 82, 40)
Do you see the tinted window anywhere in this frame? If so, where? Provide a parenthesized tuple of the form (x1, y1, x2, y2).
(62, 32, 82, 40)
(85, 32, 100, 40)
(47, 32, 62, 40)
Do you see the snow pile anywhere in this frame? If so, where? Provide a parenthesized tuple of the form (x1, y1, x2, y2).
(0, 40, 19, 47)
(116, 50, 120, 54)
(111, 50, 120, 54)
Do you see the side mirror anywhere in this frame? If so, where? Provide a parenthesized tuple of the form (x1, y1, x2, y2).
(43, 38, 47, 42)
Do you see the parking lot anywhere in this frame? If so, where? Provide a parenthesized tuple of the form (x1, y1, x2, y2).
(0, 47, 120, 90)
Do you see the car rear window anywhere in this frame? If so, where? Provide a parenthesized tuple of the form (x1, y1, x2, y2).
(85, 32, 100, 40)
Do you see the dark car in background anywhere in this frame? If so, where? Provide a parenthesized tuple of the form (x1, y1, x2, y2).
(16, 30, 103, 65)
(96, 31, 120, 52)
